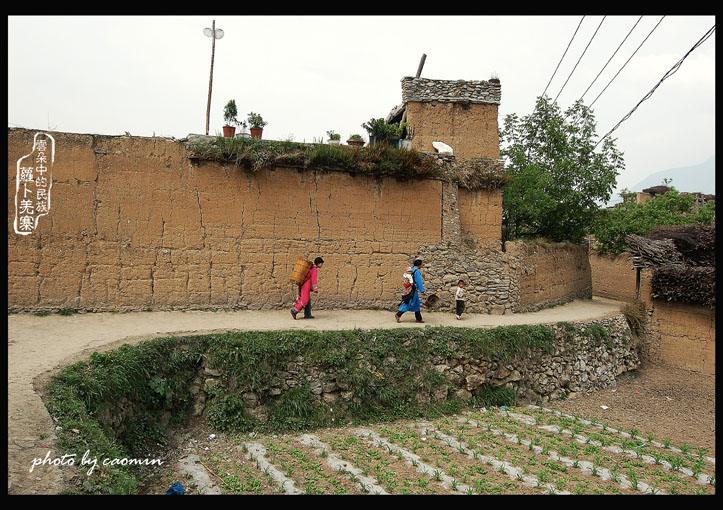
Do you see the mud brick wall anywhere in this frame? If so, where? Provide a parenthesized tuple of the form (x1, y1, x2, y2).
(647, 300, 715, 375)
(590, 252, 653, 304)
(507, 241, 592, 312)
(8, 128, 597, 315)
(590, 249, 715, 375)
(8, 128, 507, 312)
(406, 102, 500, 159)
(458, 188, 503, 246)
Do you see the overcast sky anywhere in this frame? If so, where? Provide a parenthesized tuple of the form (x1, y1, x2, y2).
(8, 15, 715, 199)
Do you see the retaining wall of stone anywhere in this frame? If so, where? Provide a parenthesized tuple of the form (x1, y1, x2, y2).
(190, 315, 639, 424)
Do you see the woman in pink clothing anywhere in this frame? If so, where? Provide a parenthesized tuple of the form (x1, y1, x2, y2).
(291, 257, 324, 319)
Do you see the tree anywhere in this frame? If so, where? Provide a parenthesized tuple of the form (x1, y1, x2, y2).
(593, 188, 715, 255)
(500, 96, 624, 244)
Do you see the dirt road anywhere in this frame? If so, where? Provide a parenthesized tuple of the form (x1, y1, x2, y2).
(7, 298, 625, 494)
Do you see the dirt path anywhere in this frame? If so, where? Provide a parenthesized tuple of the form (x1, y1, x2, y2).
(4, 298, 701, 494)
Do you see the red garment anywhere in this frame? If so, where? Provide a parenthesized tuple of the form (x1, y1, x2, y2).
(293, 265, 318, 312)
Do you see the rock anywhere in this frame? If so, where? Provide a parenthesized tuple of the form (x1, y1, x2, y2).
(432, 141, 454, 154)
(322, 392, 340, 404)
(203, 367, 223, 377)
(186, 134, 217, 146)
(496, 366, 511, 379)
(243, 392, 259, 408)
(455, 388, 472, 400)
(507, 369, 522, 382)
(432, 385, 448, 402)
(465, 373, 485, 390)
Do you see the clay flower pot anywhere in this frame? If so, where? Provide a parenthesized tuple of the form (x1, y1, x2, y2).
(250, 127, 263, 139)
(223, 125, 236, 137)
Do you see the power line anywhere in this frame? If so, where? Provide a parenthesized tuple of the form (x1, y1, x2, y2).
(553, 16, 606, 104)
(520, 16, 586, 163)
(588, 16, 665, 110)
(577, 16, 643, 103)
(595, 24, 715, 149)
(568, 15, 665, 127)
(542, 16, 585, 98)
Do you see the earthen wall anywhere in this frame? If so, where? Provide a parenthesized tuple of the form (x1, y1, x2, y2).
(9, 128, 598, 317)
(589, 249, 715, 374)
(508, 241, 592, 312)
(406, 102, 500, 159)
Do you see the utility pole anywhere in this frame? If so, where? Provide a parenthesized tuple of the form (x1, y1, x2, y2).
(204, 20, 224, 135)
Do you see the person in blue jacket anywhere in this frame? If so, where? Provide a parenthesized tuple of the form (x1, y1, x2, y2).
(394, 259, 427, 323)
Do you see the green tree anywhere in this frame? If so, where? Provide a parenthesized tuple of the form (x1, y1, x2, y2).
(593, 188, 715, 255)
(500, 96, 624, 243)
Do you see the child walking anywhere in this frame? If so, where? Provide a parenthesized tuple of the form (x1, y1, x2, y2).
(455, 280, 466, 320)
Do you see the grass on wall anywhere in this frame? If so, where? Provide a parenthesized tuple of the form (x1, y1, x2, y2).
(189, 136, 510, 191)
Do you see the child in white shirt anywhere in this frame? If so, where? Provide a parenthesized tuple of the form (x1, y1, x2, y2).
(455, 280, 466, 319)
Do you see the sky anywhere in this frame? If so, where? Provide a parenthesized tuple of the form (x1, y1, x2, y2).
(8, 15, 716, 201)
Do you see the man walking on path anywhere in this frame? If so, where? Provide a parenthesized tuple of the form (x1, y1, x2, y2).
(395, 259, 427, 323)
(291, 257, 324, 319)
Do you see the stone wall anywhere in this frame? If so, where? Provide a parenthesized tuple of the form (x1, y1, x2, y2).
(400, 77, 502, 105)
(191, 316, 639, 424)
(411, 239, 592, 316)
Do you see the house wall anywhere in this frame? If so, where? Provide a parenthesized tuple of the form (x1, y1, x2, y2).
(590, 252, 653, 304)
(405, 102, 500, 159)
(647, 300, 715, 375)
(590, 249, 715, 375)
(9, 128, 598, 317)
(508, 241, 592, 312)
(8, 128, 506, 312)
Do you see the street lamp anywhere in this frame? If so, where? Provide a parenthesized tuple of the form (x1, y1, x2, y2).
(204, 20, 224, 136)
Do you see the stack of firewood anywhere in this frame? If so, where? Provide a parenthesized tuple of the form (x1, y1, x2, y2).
(625, 224, 715, 307)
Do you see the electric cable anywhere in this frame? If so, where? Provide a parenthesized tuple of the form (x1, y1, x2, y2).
(568, 16, 665, 127)
(595, 24, 715, 148)
(521, 16, 586, 163)
(578, 16, 643, 103)
(553, 16, 606, 104)
(542, 16, 585, 98)
(588, 16, 666, 110)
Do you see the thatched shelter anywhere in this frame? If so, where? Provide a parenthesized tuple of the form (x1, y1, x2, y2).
(626, 224, 715, 307)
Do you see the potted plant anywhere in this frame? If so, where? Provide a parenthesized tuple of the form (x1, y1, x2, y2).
(223, 99, 239, 137)
(327, 130, 341, 145)
(386, 122, 407, 148)
(235, 120, 250, 138)
(362, 118, 389, 146)
(247, 112, 268, 139)
(347, 134, 365, 147)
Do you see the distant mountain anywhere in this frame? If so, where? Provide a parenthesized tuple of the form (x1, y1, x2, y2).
(629, 156, 715, 195)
